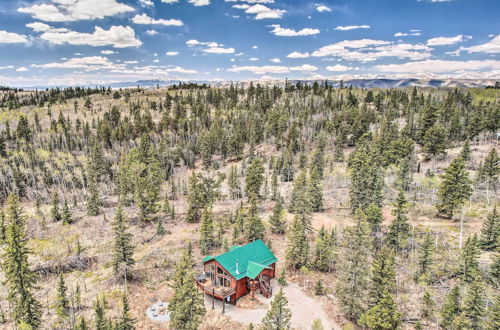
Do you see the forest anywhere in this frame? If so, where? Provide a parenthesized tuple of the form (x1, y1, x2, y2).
(0, 82, 499, 330)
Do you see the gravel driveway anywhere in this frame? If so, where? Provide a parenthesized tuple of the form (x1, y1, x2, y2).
(203, 281, 340, 329)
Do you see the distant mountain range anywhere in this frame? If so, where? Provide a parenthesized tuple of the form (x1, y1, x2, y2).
(20, 77, 499, 90)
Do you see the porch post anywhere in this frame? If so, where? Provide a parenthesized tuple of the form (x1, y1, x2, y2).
(212, 288, 215, 309)
(222, 296, 225, 314)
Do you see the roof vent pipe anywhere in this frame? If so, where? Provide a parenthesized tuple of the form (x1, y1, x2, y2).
(236, 259, 239, 275)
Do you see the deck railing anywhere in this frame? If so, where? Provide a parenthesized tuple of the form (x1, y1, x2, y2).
(195, 275, 235, 297)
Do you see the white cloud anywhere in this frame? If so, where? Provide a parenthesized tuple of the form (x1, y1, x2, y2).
(375, 59, 500, 73)
(335, 25, 370, 31)
(287, 51, 310, 58)
(162, 0, 179, 3)
(269, 24, 320, 37)
(18, 0, 134, 22)
(427, 34, 464, 46)
(203, 46, 235, 54)
(289, 64, 317, 72)
(326, 64, 353, 71)
(249, 57, 259, 61)
(132, 13, 183, 26)
(252, 45, 258, 49)
(0, 66, 15, 70)
(228, 63, 316, 74)
(139, 0, 154, 6)
(101, 50, 115, 55)
(166, 51, 179, 56)
(460, 35, 500, 54)
(16, 67, 29, 72)
(124, 60, 139, 64)
(40, 25, 142, 48)
(32, 56, 120, 70)
(146, 29, 158, 35)
(188, 0, 210, 6)
(312, 39, 431, 61)
(26, 22, 52, 32)
(394, 31, 421, 37)
(270, 58, 281, 63)
(316, 5, 332, 12)
(0, 30, 28, 44)
(234, 4, 286, 20)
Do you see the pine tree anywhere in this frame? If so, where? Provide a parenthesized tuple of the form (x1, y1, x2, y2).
(459, 139, 471, 163)
(477, 148, 499, 204)
(485, 294, 500, 330)
(261, 288, 292, 330)
(336, 209, 372, 321)
(245, 157, 265, 199)
(61, 200, 73, 224)
(348, 135, 384, 212)
(112, 207, 135, 277)
(491, 248, 500, 283)
(422, 290, 434, 319)
(479, 207, 499, 251)
(1, 194, 42, 329)
(308, 167, 324, 212)
(313, 225, 335, 272)
(286, 214, 309, 269)
(365, 203, 383, 233)
(86, 170, 101, 216)
(199, 207, 215, 254)
(55, 274, 69, 318)
(359, 290, 401, 330)
(271, 168, 279, 201)
(289, 170, 308, 213)
(94, 298, 109, 330)
(0, 208, 5, 243)
(437, 156, 473, 219)
(418, 232, 434, 278)
(422, 123, 447, 161)
(462, 278, 486, 329)
(116, 294, 136, 330)
(387, 190, 411, 251)
(75, 317, 88, 330)
(369, 247, 396, 305)
(228, 164, 241, 199)
(461, 234, 480, 282)
(51, 191, 61, 222)
(441, 285, 461, 329)
(245, 197, 265, 242)
(314, 280, 326, 296)
(269, 197, 286, 235)
(168, 246, 206, 330)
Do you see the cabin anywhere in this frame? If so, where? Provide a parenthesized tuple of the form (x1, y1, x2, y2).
(196, 239, 277, 305)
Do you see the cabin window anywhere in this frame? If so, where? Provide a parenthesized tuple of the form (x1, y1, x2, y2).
(205, 264, 215, 281)
(218, 276, 231, 288)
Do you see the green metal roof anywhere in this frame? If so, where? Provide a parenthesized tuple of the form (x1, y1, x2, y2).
(204, 240, 277, 280)
(202, 256, 214, 263)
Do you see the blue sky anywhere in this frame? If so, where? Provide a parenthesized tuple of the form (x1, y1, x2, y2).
(0, 0, 499, 86)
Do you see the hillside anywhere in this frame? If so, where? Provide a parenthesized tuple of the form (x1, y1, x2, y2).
(0, 83, 499, 330)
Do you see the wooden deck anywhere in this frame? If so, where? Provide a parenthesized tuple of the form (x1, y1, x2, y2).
(196, 279, 236, 298)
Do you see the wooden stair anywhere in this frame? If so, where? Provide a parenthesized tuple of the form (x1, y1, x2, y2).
(259, 274, 272, 298)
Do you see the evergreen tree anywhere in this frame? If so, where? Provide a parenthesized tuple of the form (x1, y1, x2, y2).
(462, 278, 486, 329)
(112, 207, 135, 277)
(387, 190, 411, 251)
(479, 207, 499, 251)
(75, 317, 88, 330)
(86, 170, 101, 216)
(461, 234, 480, 282)
(348, 135, 384, 212)
(199, 207, 215, 254)
(261, 288, 292, 330)
(365, 203, 383, 233)
(228, 164, 241, 199)
(418, 232, 434, 278)
(1, 194, 42, 329)
(186, 172, 220, 223)
(51, 191, 61, 222)
(437, 156, 473, 219)
(308, 167, 324, 212)
(485, 294, 500, 330)
(168, 246, 206, 330)
(459, 139, 471, 163)
(477, 148, 499, 204)
(116, 294, 136, 330)
(61, 200, 73, 225)
(286, 214, 309, 269)
(94, 298, 109, 330)
(245, 198, 265, 242)
(359, 290, 401, 330)
(422, 124, 447, 161)
(336, 209, 372, 321)
(245, 157, 265, 199)
(369, 247, 396, 305)
(314, 280, 326, 296)
(441, 285, 461, 329)
(55, 274, 69, 318)
(0, 208, 5, 243)
(289, 170, 310, 214)
(269, 197, 286, 235)
(313, 225, 335, 272)
(491, 248, 500, 283)
(271, 168, 279, 201)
